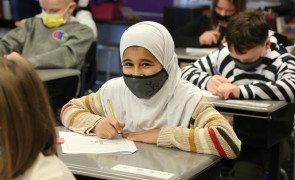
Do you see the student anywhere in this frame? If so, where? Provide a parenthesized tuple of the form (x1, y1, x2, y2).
(0, 0, 94, 120)
(172, 0, 246, 48)
(60, 21, 241, 159)
(181, 11, 295, 102)
(0, 56, 75, 179)
(74, 0, 98, 40)
(182, 11, 295, 180)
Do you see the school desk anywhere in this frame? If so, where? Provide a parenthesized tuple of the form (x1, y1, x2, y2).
(56, 126, 221, 180)
(175, 47, 217, 68)
(36, 69, 80, 82)
(206, 98, 294, 180)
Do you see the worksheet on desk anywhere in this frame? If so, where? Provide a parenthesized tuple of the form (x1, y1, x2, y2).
(185, 47, 217, 56)
(59, 132, 137, 154)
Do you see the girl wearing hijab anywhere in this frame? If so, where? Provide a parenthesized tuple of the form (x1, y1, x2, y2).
(60, 21, 241, 159)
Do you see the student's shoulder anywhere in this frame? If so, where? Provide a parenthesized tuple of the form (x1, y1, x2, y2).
(101, 77, 125, 90)
(20, 153, 75, 180)
(191, 14, 211, 25)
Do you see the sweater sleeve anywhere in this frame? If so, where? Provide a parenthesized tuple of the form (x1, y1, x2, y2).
(0, 26, 27, 56)
(239, 53, 295, 102)
(60, 89, 105, 135)
(181, 49, 220, 90)
(157, 97, 241, 159)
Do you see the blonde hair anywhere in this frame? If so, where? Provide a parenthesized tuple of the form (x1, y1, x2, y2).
(0, 57, 57, 179)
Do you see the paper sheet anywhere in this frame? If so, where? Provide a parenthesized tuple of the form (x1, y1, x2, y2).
(59, 132, 137, 154)
(202, 90, 219, 98)
(185, 47, 217, 56)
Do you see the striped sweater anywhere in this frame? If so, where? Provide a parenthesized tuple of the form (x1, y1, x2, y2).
(182, 31, 295, 102)
(60, 90, 241, 159)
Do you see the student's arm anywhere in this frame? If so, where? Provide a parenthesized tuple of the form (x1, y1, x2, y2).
(0, 26, 27, 56)
(60, 89, 105, 134)
(181, 49, 229, 90)
(172, 15, 211, 48)
(238, 54, 295, 102)
(157, 97, 241, 159)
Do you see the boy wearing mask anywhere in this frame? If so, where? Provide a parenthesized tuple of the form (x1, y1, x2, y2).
(1, 0, 94, 119)
(181, 11, 295, 180)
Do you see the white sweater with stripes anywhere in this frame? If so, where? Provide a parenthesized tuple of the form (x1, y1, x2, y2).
(181, 31, 295, 102)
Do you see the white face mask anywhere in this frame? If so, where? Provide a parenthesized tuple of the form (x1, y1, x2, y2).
(41, 3, 71, 28)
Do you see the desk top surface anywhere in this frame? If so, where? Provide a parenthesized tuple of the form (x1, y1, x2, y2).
(36, 69, 80, 82)
(206, 97, 288, 113)
(175, 47, 217, 61)
(56, 127, 220, 180)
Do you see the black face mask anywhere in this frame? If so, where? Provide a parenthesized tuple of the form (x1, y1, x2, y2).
(233, 57, 264, 71)
(214, 11, 231, 22)
(123, 68, 169, 99)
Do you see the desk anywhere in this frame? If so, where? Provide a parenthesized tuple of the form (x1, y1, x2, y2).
(206, 98, 294, 180)
(56, 127, 221, 180)
(175, 48, 216, 68)
(36, 69, 80, 82)
(37, 69, 81, 123)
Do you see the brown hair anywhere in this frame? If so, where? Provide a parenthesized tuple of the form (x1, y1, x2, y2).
(226, 11, 268, 54)
(0, 57, 57, 179)
(210, 0, 246, 28)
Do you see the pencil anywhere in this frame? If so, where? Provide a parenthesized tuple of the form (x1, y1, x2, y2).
(213, 66, 222, 76)
(216, 23, 220, 32)
(107, 99, 116, 119)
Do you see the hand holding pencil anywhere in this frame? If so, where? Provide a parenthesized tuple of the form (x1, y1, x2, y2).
(92, 100, 125, 139)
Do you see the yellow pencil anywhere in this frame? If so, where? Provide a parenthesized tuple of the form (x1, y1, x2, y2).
(107, 99, 116, 119)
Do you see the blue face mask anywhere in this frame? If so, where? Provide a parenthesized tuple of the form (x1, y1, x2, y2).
(233, 57, 264, 71)
(123, 68, 169, 99)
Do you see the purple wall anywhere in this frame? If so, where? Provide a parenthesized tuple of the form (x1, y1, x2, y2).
(124, 0, 173, 22)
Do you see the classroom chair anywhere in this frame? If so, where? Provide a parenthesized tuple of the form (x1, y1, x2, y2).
(79, 41, 97, 96)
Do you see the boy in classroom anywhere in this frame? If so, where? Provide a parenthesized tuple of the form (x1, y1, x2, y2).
(182, 11, 295, 102)
(0, 56, 75, 179)
(60, 21, 241, 159)
(181, 11, 295, 180)
(0, 0, 94, 120)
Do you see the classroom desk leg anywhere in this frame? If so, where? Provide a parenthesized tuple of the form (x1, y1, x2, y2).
(269, 141, 282, 180)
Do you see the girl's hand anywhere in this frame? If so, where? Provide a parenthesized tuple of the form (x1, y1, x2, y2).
(122, 129, 160, 144)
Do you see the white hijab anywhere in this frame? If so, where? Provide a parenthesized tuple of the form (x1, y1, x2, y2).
(100, 21, 203, 133)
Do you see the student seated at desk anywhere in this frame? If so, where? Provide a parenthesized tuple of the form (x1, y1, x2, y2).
(0, 57, 75, 179)
(182, 11, 295, 180)
(0, 0, 93, 120)
(60, 21, 241, 159)
(172, 0, 246, 48)
(182, 11, 295, 102)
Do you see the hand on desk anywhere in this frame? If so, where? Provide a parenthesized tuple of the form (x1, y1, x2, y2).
(93, 117, 125, 139)
(122, 129, 160, 144)
(4, 52, 23, 61)
(212, 83, 240, 99)
(207, 75, 231, 92)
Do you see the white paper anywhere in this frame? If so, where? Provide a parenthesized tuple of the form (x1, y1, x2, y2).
(111, 164, 175, 179)
(202, 90, 219, 98)
(59, 132, 137, 154)
(185, 47, 217, 56)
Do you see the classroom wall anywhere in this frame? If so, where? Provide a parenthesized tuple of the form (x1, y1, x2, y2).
(125, 0, 173, 22)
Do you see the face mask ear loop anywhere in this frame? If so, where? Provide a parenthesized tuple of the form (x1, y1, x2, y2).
(62, 3, 72, 23)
